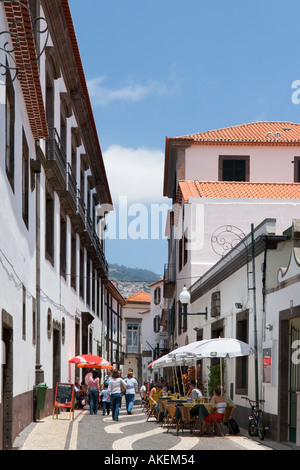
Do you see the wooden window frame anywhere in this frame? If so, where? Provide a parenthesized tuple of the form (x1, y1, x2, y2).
(219, 155, 250, 181)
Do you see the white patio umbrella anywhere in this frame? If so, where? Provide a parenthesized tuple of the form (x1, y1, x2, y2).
(191, 337, 252, 391)
(167, 338, 252, 391)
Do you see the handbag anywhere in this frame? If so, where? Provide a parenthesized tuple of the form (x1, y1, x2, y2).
(120, 379, 127, 394)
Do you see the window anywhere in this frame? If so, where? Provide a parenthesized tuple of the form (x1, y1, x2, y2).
(60, 217, 66, 279)
(5, 64, 15, 191)
(178, 238, 183, 271)
(211, 291, 221, 317)
(32, 297, 36, 345)
(127, 322, 140, 353)
(294, 157, 300, 182)
(71, 232, 77, 291)
(219, 156, 250, 181)
(184, 233, 188, 266)
(154, 287, 161, 305)
(86, 258, 90, 305)
(22, 284, 26, 340)
(22, 129, 29, 228)
(47, 308, 52, 339)
(178, 301, 187, 335)
(79, 246, 84, 299)
(236, 310, 249, 394)
(92, 267, 95, 312)
(45, 190, 54, 264)
(153, 315, 160, 333)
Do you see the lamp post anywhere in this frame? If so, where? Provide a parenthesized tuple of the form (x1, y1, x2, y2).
(179, 286, 208, 320)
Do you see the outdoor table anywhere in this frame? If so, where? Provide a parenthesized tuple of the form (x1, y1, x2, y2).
(164, 399, 187, 417)
(175, 402, 212, 422)
(157, 397, 170, 413)
(184, 403, 212, 421)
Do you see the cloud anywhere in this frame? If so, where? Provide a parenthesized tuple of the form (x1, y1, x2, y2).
(103, 144, 168, 205)
(87, 76, 178, 106)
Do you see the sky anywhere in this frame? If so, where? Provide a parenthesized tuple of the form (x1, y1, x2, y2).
(69, 0, 300, 275)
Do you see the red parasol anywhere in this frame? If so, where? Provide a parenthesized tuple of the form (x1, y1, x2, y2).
(68, 354, 113, 369)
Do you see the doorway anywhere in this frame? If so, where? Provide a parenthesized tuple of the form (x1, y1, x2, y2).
(52, 325, 61, 399)
(289, 321, 300, 442)
(2, 311, 13, 450)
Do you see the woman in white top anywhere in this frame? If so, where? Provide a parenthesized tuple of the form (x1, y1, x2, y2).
(124, 371, 138, 414)
(107, 369, 127, 421)
(204, 386, 226, 424)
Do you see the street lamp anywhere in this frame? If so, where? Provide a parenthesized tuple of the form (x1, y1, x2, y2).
(179, 286, 208, 320)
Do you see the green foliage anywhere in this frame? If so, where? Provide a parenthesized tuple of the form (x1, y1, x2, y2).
(206, 360, 226, 397)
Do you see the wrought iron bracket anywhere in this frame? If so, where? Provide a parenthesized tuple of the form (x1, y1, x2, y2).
(0, 0, 49, 83)
(179, 306, 208, 321)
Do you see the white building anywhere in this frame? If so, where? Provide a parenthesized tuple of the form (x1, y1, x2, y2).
(163, 122, 300, 349)
(122, 291, 151, 385)
(143, 280, 168, 384)
(187, 217, 300, 445)
(162, 122, 300, 444)
(0, 0, 123, 449)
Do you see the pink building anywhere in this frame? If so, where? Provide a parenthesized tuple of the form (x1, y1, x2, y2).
(163, 121, 300, 346)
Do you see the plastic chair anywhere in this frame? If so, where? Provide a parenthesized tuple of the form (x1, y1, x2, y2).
(176, 405, 198, 436)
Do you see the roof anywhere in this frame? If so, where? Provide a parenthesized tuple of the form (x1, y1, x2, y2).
(148, 279, 163, 288)
(169, 122, 300, 145)
(4, 2, 48, 140)
(105, 280, 126, 306)
(125, 291, 151, 303)
(177, 180, 300, 203)
(164, 121, 300, 198)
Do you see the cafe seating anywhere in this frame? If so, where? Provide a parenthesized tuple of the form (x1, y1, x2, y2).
(176, 405, 198, 436)
(157, 398, 167, 425)
(142, 393, 149, 412)
(211, 406, 234, 436)
(146, 403, 157, 421)
(165, 403, 178, 432)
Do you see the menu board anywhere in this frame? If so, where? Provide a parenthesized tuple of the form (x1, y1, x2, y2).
(54, 382, 74, 408)
(263, 348, 272, 384)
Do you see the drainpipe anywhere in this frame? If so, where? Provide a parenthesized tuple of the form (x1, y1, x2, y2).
(251, 224, 259, 408)
(35, 151, 44, 386)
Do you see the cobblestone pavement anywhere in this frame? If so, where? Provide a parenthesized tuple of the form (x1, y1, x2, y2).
(13, 403, 299, 452)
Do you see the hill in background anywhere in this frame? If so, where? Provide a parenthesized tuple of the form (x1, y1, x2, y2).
(108, 263, 162, 297)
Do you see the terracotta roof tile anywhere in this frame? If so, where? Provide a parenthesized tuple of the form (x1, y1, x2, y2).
(177, 180, 300, 202)
(125, 291, 151, 303)
(169, 122, 300, 146)
(4, 2, 48, 140)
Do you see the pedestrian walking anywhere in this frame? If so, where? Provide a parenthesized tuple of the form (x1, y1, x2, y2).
(100, 383, 110, 415)
(140, 381, 147, 401)
(107, 369, 127, 421)
(87, 370, 100, 415)
(124, 370, 138, 414)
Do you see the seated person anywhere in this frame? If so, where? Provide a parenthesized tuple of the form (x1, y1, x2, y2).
(204, 386, 226, 423)
(188, 381, 203, 400)
(149, 382, 163, 406)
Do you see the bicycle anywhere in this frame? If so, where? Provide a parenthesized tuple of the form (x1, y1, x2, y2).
(241, 397, 266, 440)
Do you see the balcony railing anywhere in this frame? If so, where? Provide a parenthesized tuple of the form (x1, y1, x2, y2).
(164, 263, 176, 283)
(85, 211, 108, 276)
(46, 127, 67, 184)
(76, 189, 86, 223)
(163, 263, 176, 298)
(66, 163, 77, 206)
(45, 128, 108, 277)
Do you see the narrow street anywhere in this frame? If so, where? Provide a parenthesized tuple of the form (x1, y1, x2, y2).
(14, 403, 284, 453)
